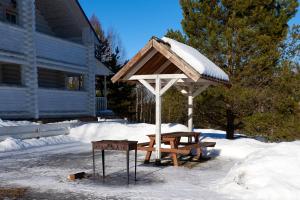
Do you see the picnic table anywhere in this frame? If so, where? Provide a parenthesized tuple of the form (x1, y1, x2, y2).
(137, 132, 216, 166)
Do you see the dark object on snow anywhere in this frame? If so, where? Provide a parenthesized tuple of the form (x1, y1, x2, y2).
(68, 172, 87, 181)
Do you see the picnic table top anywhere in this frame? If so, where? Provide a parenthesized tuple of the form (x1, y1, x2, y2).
(147, 132, 200, 138)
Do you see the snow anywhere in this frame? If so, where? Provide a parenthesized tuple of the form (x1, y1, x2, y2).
(0, 118, 39, 127)
(0, 135, 75, 152)
(161, 37, 229, 82)
(220, 141, 300, 200)
(0, 122, 299, 199)
(0, 118, 78, 127)
(69, 122, 188, 143)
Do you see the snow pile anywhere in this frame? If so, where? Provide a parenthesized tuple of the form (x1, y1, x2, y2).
(0, 119, 39, 127)
(0, 135, 75, 152)
(0, 118, 78, 127)
(195, 128, 271, 159)
(220, 141, 300, 200)
(69, 122, 188, 143)
(162, 37, 229, 81)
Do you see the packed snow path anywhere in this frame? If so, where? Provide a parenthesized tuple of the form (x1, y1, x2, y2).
(0, 142, 234, 200)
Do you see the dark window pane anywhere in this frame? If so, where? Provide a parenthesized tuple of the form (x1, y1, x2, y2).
(0, 64, 22, 86)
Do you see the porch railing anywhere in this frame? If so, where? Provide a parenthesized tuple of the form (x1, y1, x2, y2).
(96, 97, 107, 111)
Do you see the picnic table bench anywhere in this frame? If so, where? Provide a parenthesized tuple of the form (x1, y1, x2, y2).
(137, 132, 215, 166)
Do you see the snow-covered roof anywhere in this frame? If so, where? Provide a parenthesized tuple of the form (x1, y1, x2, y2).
(161, 37, 229, 82)
(111, 37, 229, 84)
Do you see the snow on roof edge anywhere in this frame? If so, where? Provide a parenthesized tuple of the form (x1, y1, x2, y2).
(160, 37, 229, 82)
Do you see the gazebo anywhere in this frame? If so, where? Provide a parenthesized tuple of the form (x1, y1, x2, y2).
(112, 37, 229, 162)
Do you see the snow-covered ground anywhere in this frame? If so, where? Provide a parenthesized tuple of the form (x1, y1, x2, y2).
(0, 122, 299, 199)
(0, 119, 79, 127)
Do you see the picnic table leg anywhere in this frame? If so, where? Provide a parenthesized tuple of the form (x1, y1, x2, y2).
(194, 132, 199, 143)
(135, 148, 137, 181)
(102, 150, 105, 182)
(127, 149, 130, 184)
(145, 139, 155, 164)
(92, 146, 95, 178)
(193, 146, 202, 161)
(170, 140, 179, 166)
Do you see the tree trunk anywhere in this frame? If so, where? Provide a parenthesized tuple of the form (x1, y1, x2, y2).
(226, 109, 235, 139)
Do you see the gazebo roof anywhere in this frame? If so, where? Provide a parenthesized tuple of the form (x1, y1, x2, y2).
(112, 37, 229, 85)
(161, 37, 229, 82)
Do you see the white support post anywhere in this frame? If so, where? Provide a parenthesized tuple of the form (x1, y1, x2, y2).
(155, 76, 162, 161)
(188, 86, 193, 132)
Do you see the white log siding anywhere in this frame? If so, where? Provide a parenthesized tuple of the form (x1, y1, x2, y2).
(0, 0, 111, 119)
(38, 89, 89, 117)
(0, 21, 25, 55)
(35, 33, 87, 66)
(0, 87, 29, 117)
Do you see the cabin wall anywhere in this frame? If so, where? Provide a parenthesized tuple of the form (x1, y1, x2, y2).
(38, 89, 89, 117)
(35, 32, 88, 66)
(0, 87, 29, 118)
(0, 0, 107, 119)
(0, 21, 24, 54)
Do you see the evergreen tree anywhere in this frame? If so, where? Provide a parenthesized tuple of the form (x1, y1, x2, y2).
(165, 0, 299, 140)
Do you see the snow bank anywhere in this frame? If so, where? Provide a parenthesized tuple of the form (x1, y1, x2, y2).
(0, 119, 39, 127)
(0, 135, 75, 152)
(0, 119, 78, 127)
(220, 141, 300, 200)
(195, 128, 271, 159)
(69, 122, 188, 143)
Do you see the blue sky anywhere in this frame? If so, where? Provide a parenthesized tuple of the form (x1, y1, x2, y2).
(79, 0, 300, 59)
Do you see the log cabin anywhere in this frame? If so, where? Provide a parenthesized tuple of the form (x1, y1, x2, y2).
(0, 0, 111, 119)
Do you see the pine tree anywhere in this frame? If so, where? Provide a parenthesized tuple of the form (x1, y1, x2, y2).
(165, 0, 299, 140)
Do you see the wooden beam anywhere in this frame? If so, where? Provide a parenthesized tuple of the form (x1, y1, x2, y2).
(152, 40, 201, 82)
(111, 39, 154, 83)
(124, 49, 157, 80)
(160, 78, 179, 96)
(129, 74, 187, 80)
(138, 79, 155, 95)
(154, 60, 171, 74)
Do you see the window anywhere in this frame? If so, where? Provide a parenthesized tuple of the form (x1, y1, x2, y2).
(5, 0, 18, 24)
(38, 68, 84, 91)
(38, 68, 65, 89)
(0, 64, 22, 86)
(6, 9, 17, 24)
(66, 74, 84, 91)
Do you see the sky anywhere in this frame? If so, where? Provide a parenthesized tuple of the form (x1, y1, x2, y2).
(79, 0, 300, 59)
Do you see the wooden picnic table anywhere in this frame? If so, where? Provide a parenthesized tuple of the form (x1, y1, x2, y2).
(137, 132, 215, 166)
(92, 140, 138, 184)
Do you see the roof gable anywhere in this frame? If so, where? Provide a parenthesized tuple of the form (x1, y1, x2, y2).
(111, 37, 229, 84)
